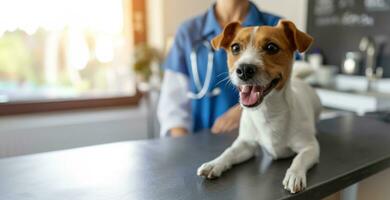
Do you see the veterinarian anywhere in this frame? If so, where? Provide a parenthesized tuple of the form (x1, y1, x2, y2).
(157, 0, 281, 137)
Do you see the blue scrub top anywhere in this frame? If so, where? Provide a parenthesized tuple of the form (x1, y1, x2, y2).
(163, 2, 281, 133)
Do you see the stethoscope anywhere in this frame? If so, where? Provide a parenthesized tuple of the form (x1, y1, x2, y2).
(187, 40, 221, 99)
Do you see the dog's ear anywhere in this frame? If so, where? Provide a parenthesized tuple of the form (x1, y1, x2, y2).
(277, 20, 313, 53)
(211, 22, 242, 50)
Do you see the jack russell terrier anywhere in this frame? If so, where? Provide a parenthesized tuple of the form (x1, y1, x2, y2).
(197, 20, 321, 194)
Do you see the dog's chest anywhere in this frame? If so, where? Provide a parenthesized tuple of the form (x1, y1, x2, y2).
(247, 110, 293, 158)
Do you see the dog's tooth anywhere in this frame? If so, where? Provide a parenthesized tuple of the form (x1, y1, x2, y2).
(259, 87, 263, 95)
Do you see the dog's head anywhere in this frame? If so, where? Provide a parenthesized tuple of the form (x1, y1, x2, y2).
(211, 20, 313, 108)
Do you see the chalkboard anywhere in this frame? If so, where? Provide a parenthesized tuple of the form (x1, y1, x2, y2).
(307, 0, 390, 77)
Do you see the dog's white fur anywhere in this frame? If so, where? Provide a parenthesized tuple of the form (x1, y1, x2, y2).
(197, 26, 321, 193)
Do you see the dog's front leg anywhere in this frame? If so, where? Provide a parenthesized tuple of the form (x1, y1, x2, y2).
(283, 141, 320, 193)
(197, 139, 258, 179)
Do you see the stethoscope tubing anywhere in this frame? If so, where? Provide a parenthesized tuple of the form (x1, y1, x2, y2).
(187, 40, 221, 99)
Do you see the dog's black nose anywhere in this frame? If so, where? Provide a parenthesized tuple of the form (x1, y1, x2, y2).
(236, 64, 256, 81)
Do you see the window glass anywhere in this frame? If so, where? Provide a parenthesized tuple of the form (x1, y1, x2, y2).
(0, 0, 136, 103)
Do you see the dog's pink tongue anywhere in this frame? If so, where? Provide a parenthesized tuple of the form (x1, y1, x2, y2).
(240, 85, 259, 106)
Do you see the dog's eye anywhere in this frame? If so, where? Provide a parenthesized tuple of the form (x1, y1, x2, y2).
(231, 43, 241, 55)
(264, 43, 279, 54)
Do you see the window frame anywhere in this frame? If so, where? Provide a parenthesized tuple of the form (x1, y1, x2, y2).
(0, 92, 143, 116)
(0, 0, 148, 115)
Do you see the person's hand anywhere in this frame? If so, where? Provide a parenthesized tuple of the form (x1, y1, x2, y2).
(170, 127, 188, 137)
(211, 104, 242, 134)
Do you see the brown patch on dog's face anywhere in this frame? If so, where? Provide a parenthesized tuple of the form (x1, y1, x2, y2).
(211, 20, 313, 107)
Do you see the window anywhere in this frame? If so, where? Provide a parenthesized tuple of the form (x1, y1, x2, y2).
(0, 0, 138, 105)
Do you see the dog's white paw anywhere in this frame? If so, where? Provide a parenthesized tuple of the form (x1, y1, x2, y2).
(197, 161, 229, 179)
(282, 169, 307, 194)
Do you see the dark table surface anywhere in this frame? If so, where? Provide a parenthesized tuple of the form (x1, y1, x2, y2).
(0, 115, 389, 200)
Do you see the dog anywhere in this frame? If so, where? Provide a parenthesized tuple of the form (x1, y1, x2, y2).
(197, 20, 321, 194)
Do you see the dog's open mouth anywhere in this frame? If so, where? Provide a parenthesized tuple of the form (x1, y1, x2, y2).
(238, 78, 280, 107)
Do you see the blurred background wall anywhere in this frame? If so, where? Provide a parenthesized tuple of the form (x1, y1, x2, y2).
(0, 106, 148, 158)
(148, 0, 308, 50)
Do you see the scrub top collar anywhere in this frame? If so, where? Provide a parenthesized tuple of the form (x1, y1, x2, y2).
(201, 1, 266, 38)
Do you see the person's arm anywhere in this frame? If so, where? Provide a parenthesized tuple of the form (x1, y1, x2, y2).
(211, 104, 242, 134)
(157, 70, 192, 137)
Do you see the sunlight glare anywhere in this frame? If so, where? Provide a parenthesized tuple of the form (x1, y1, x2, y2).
(96, 36, 115, 63)
(0, 0, 124, 34)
